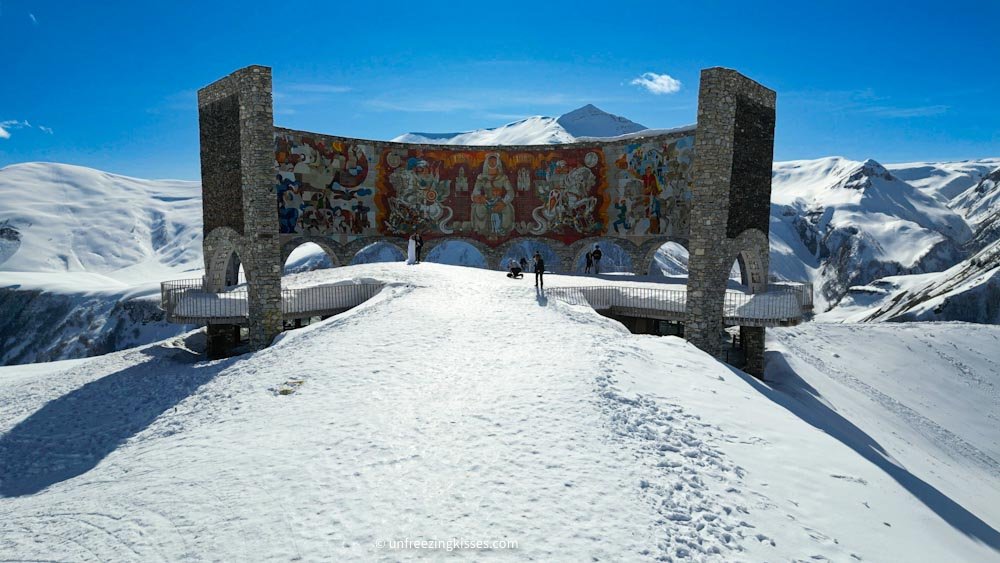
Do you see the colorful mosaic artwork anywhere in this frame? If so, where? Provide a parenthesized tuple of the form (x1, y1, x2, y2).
(275, 132, 695, 246)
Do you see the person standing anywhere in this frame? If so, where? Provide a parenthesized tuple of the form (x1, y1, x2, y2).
(415, 233, 424, 263)
(519, 256, 528, 272)
(533, 252, 545, 288)
(592, 245, 603, 274)
(585, 251, 593, 274)
(406, 234, 417, 265)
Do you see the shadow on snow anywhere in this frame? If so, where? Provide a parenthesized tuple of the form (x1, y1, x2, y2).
(729, 352, 1000, 551)
(0, 341, 229, 497)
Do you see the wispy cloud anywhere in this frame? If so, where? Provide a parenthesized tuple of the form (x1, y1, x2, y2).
(785, 89, 949, 119)
(630, 72, 682, 95)
(859, 104, 949, 118)
(0, 119, 53, 139)
(285, 83, 352, 94)
(28, 12, 37, 24)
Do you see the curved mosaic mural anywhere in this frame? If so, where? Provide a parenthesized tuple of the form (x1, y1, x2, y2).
(274, 131, 694, 247)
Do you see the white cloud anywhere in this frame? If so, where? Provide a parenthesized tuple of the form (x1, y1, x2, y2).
(28, 12, 37, 24)
(630, 72, 682, 95)
(0, 120, 54, 138)
(0, 120, 27, 139)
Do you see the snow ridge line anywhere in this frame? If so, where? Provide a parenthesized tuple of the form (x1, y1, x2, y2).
(778, 329, 1000, 476)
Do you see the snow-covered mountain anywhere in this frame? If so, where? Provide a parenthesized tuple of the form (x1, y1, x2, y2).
(392, 104, 647, 145)
(768, 157, 975, 311)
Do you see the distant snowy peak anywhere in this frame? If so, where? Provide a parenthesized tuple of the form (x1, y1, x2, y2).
(833, 159, 895, 190)
(554, 104, 647, 138)
(393, 116, 574, 146)
(392, 104, 648, 146)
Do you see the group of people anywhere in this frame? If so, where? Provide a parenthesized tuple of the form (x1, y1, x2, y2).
(507, 253, 546, 288)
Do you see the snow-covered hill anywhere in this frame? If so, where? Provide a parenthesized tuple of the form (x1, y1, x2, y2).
(0, 163, 204, 364)
(1, 263, 997, 561)
(392, 104, 646, 145)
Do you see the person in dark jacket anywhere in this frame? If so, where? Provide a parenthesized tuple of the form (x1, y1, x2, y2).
(585, 251, 593, 274)
(592, 245, 603, 274)
(506, 259, 523, 279)
(533, 252, 545, 288)
(415, 233, 424, 263)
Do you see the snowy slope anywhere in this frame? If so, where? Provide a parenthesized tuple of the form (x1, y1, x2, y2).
(392, 104, 646, 145)
(0, 162, 202, 282)
(887, 158, 1000, 203)
(1, 263, 997, 561)
(826, 238, 1000, 324)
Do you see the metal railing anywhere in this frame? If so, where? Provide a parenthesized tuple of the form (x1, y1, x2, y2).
(160, 279, 384, 324)
(767, 281, 813, 311)
(547, 285, 804, 327)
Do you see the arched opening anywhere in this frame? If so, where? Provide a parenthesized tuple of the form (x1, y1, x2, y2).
(648, 241, 689, 277)
(283, 242, 337, 274)
(729, 256, 749, 291)
(351, 241, 405, 265)
(574, 240, 633, 274)
(206, 247, 246, 290)
(499, 239, 560, 273)
(426, 240, 487, 268)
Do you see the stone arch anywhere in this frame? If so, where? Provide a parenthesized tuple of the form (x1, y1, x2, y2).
(279, 236, 342, 268)
(569, 237, 640, 274)
(495, 237, 569, 272)
(204, 227, 246, 291)
(727, 228, 769, 293)
(638, 237, 690, 277)
(423, 237, 491, 268)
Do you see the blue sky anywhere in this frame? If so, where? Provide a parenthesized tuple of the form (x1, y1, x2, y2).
(1, 0, 997, 180)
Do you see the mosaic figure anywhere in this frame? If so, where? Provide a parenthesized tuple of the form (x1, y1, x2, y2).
(471, 153, 515, 237)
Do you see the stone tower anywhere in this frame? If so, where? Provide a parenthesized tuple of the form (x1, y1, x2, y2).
(197, 65, 283, 355)
(684, 68, 777, 375)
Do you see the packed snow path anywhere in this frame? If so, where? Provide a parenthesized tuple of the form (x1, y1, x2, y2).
(1, 264, 998, 561)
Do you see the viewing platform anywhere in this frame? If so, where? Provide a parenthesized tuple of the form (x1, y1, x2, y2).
(161, 276, 808, 329)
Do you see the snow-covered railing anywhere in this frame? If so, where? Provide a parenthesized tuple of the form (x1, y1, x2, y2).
(160, 280, 384, 324)
(546, 285, 804, 327)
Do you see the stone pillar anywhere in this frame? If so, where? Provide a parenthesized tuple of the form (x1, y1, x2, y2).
(740, 326, 766, 378)
(685, 68, 776, 360)
(198, 66, 281, 351)
(207, 325, 241, 359)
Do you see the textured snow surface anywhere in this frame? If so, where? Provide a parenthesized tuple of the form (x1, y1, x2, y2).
(1, 263, 998, 561)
